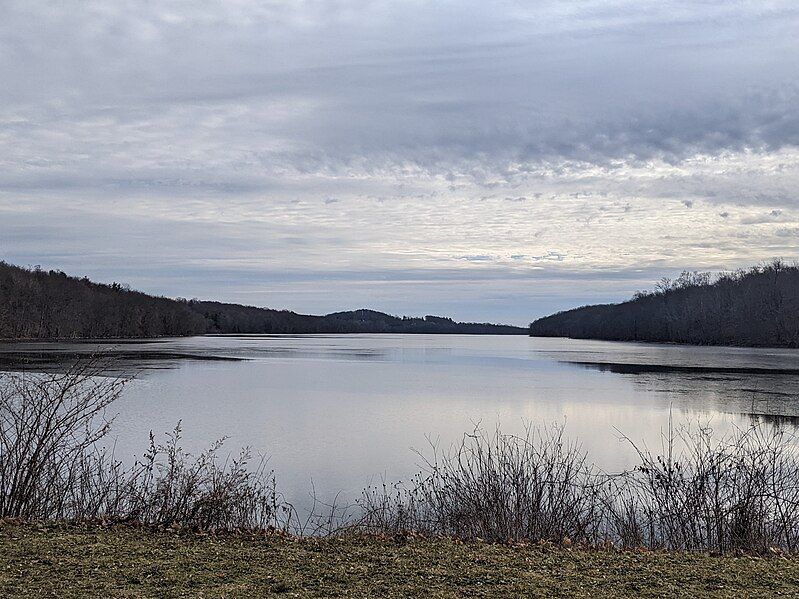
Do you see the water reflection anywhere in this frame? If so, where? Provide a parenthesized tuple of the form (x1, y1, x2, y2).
(2, 334, 799, 506)
(564, 360, 799, 424)
(746, 413, 799, 428)
(567, 361, 799, 375)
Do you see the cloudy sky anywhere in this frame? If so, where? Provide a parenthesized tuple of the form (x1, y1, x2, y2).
(2, 1, 798, 324)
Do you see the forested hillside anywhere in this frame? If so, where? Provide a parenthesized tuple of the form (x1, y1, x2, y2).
(0, 262, 525, 338)
(0, 262, 206, 338)
(530, 261, 799, 347)
(194, 302, 522, 334)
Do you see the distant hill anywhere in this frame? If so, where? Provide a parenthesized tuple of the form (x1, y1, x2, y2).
(194, 302, 523, 335)
(0, 261, 525, 339)
(529, 261, 799, 347)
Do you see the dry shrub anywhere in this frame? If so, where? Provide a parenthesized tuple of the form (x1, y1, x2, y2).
(4, 359, 799, 552)
(359, 422, 799, 553)
(359, 425, 604, 544)
(0, 361, 287, 530)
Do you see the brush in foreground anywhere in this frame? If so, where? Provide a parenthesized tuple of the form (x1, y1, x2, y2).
(3, 361, 799, 554)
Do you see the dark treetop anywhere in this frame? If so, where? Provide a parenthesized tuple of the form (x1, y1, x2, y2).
(530, 261, 799, 348)
(0, 261, 525, 339)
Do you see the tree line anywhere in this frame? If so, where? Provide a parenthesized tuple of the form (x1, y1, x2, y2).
(529, 260, 799, 347)
(0, 261, 525, 339)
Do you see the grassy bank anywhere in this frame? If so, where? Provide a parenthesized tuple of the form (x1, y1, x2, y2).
(2, 524, 799, 598)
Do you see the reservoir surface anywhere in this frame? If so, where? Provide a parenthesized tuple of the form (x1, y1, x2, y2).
(3, 334, 798, 507)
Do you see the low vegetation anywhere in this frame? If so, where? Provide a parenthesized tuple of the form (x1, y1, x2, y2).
(3, 361, 799, 558)
(360, 423, 799, 554)
(0, 362, 284, 530)
(530, 260, 799, 346)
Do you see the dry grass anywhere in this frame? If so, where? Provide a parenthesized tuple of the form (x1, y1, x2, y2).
(2, 522, 799, 598)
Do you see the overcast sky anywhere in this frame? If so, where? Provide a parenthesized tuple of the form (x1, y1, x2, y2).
(2, 1, 798, 324)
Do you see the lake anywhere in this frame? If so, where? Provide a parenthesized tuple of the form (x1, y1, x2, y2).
(3, 334, 799, 508)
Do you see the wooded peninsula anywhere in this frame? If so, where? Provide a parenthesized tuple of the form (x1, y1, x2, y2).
(0, 261, 525, 338)
(530, 260, 799, 347)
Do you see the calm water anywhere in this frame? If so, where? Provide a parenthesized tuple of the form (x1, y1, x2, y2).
(3, 334, 799, 506)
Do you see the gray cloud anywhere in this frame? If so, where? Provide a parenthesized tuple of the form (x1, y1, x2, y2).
(2, 1, 799, 323)
(3, 2, 799, 184)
